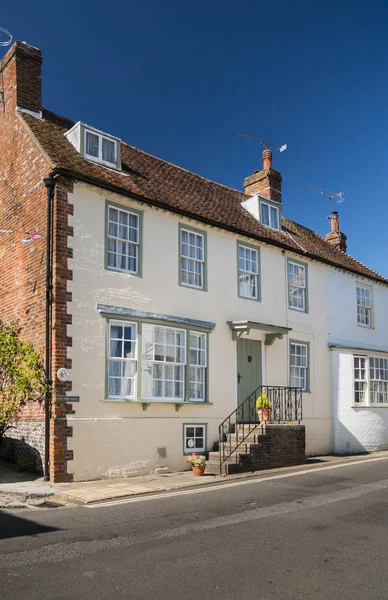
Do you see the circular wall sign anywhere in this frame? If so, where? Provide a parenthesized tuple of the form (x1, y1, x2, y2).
(57, 368, 70, 382)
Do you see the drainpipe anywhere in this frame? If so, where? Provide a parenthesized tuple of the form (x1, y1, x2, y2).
(43, 176, 56, 481)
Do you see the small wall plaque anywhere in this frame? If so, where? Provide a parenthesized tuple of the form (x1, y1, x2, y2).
(56, 395, 80, 403)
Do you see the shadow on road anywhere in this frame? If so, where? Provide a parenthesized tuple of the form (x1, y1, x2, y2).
(0, 511, 60, 539)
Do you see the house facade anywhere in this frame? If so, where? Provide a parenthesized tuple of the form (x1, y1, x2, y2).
(328, 269, 388, 453)
(1, 42, 387, 482)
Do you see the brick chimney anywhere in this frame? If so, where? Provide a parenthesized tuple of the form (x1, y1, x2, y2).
(243, 149, 282, 204)
(0, 41, 42, 115)
(324, 211, 347, 252)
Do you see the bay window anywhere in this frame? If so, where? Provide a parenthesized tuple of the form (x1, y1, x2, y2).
(354, 355, 388, 405)
(107, 319, 209, 402)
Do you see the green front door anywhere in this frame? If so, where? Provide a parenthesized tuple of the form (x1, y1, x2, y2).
(237, 338, 262, 422)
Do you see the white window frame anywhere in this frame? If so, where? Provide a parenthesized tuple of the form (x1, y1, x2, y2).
(108, 320, 138, 399)
(260, 200, 280, 230)
(189, 332, 207, 402)
(290, 341, 309, 392)
(238, 244, 259, 300)
(142, 324, 186, 402)
(356, 285, 372, 328)
(288, 260, 307, 312)
(180, 228, 205, 290)
(353, 354, 388, 406)
(105, 320, 209, 403)
(183, 424, 206, 454)
(107, 205, 140, 275)
(84, 128, 117, 167)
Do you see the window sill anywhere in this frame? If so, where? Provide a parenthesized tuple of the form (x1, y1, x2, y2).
(179, 283, 207, 293)
(352, 404, 388, 409)
(102, 398, 213, 407)
(238, 294, 260, 303)
(105, 265, 141, 278)
(356, 324, 374, 330)
(288, 306, 307, 314)
(85, 156, 120, 171)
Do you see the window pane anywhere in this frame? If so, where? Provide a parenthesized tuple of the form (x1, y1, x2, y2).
(270, 206, 279, 229)
(108, 377, 121, 396)
(85, 131, 99, 157)
(290, 343, 308, 391)
(108, 321, 137, 398)
(261, 203, 269, 225)
(102, 138, 116, 164)
(180, 229, 205, 289)
(357, 286, 372, 326)
(141, 326, 187, 400)
(184, 425, 205, 452)
(107, 207, 139, 274)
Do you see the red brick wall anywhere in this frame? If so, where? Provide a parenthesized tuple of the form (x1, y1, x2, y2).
(0, 42, 74, 481)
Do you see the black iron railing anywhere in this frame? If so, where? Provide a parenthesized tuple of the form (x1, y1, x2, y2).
(218, 385, 303, 476)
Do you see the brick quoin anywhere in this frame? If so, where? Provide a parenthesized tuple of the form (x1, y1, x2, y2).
(0, 42, 74, 482)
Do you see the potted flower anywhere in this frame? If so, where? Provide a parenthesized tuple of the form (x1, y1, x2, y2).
(186, 453, 207, 476)
(256, 389, 272, 424)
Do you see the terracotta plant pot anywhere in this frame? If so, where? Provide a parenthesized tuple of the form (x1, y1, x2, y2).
(257, 408, 272, 424)
(192, 464, 206, 476)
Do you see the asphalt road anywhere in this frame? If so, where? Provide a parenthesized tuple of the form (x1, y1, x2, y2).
(2, 457, 388, 600)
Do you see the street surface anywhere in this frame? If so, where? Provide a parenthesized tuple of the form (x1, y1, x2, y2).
(2, 456, 388, 599)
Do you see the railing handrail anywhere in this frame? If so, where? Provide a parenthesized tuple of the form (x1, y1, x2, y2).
(218, 385, 303, 476)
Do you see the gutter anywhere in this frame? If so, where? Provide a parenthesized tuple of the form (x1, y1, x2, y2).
(43, 176, 56, 481)
(47, 168, 388, 287)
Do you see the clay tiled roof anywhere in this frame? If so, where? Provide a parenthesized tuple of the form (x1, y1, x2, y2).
(21, 109, 388, 285)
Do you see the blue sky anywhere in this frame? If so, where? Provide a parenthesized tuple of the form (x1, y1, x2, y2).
(2, 1, 388, 275)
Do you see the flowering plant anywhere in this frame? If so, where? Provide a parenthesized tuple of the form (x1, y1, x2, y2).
(186, 453, 206, 467)
(256, 389, 272, 412)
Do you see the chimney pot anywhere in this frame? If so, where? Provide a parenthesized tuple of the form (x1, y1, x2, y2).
(331, 211, 339, 234)
(262, 149, 272, 170)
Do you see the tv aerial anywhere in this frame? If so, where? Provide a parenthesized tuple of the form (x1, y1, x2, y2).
(0, 27, 12, 47)
(238, 133, 287, 153)
(307, 185, 345, 217)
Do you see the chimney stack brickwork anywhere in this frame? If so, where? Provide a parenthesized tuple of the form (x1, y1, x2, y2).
(243, 149, 282, 204)
(324, 212, 347, 252)
(0, 42, 42, 114)
(0, 42, 74, 482)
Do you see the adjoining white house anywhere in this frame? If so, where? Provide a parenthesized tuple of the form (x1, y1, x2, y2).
(1, 42, 388, 482)
(328, 265, 388, 454)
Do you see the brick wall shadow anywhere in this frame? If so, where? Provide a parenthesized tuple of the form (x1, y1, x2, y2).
(0, 437, 43, 479)
(0, 511, 60, 539)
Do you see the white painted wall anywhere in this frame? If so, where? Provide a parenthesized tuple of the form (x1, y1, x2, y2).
(327, 270, 388, 453)
(66, 182, 331, 480)
(331, 350, 388, 453)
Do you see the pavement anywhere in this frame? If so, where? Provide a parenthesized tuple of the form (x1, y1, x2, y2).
(3, 453, 388, 599)
(2, 451, 388, 507)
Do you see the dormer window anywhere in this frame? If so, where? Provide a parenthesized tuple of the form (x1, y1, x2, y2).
(260, 201, 279, 230)
(85, 129, 116, 166)
(65, 122, 121, 170)
(240, 194, 281, 231)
